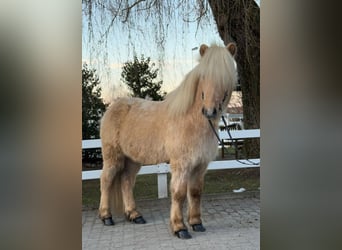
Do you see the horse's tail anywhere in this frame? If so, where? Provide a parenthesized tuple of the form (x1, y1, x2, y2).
(100, 98, 131, 216)
(110, 171, 124, 215)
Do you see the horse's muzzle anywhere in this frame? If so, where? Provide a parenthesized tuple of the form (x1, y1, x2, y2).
(202, 107, 218, 119)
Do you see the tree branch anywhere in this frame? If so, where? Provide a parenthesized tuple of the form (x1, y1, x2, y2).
(122, 0, 146, 23)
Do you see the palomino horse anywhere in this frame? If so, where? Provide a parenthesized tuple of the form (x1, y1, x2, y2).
(99, 43, 238, 239)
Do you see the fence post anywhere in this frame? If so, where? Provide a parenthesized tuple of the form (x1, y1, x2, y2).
(157, 163, 169, 198)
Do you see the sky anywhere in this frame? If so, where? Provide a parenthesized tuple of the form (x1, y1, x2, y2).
(82, 0, 260, 103)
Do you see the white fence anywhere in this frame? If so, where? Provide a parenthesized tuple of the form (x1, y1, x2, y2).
(82, 129, 260, 198)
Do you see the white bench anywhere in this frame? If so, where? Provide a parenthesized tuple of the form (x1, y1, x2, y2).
(82, 129, 260, 198)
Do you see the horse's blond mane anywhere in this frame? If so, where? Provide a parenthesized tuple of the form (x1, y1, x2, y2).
(163, 70, 199, 117)
(164, 44, 237, 117)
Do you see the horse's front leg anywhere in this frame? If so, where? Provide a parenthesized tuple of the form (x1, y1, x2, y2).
(187, 164, 207, 232)
(170, 167, 192, 239)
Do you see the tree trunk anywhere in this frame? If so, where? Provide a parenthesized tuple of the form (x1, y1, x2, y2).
(208, 0, 260, 157)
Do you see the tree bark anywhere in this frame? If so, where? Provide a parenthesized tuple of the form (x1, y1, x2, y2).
(208, 0, 260, 157)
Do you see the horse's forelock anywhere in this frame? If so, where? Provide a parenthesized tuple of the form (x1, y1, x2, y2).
(198, 45, 237, 92)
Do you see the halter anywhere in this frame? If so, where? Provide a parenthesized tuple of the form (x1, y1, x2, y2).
(208, 116, 259, 166)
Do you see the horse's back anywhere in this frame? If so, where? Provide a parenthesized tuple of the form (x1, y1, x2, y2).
(101, 97, 169, 164)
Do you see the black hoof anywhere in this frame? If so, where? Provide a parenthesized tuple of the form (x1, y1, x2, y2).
(192, 223, 206, 232)
(132, 216, 146, 224)
(102, 217, 115, 226)
(175, 229, 192, 239)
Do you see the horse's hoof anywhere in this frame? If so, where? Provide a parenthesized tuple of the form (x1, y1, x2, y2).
(175, 229, 192, 239)
(102, 217, 115, 226)
(192, 223, 206, 232)
(132, 216, 146, 224)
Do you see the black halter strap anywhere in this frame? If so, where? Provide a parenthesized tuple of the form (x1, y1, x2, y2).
(208, 116, 259, 166)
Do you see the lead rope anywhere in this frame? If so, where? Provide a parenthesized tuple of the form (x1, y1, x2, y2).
(208, 116, 260, 166)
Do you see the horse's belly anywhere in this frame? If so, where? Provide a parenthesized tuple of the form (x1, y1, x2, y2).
(120, 136, 168, 165)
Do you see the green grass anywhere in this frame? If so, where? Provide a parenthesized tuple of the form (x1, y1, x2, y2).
(82, 168, 259, 209)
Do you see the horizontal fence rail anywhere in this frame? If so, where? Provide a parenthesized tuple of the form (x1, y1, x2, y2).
(82, 129, 260, 198)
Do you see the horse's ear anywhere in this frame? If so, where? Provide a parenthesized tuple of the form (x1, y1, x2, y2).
(199, 44, 208, 57)
(227, 43, 237, 57)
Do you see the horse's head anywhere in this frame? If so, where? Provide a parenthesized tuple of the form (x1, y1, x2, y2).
(198, 43, 238, 120)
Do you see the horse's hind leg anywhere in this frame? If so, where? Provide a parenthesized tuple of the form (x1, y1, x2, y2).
(187, 164, 207, 232)
(98, 143, 124, 225)
(120, 158, 146, 224)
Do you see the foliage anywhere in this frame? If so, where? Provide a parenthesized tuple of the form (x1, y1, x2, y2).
(82, 63, 106, 139)
(121, 55, 166, 100)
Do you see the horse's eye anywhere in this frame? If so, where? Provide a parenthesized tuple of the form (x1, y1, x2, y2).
(201, 92, 204, 100)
